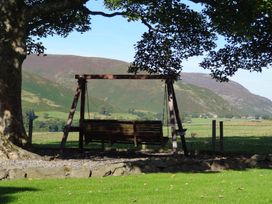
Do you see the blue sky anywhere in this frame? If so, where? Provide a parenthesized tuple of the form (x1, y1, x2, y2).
(40, 1, 272, 100)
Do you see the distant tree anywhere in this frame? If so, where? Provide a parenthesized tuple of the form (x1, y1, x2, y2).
(128, 108, 135, 114)
(43, 113, 50, 119)
(262, 115, 271, 120)
(100, 107, 111, 116)
(49, 124, 58, 132)
(191, 113, 200, 118)
(225, 114, 234, 119)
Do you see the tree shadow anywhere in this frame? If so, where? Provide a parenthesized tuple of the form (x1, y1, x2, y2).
(123, 157, 221, 174)
(29, 135, 272, 174)
(33, 135, 272, 155)
(0, 187, 39, 204)
(110, 152, 272, 175)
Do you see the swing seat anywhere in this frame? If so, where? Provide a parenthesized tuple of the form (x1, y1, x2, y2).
(83, 119, 168, 146)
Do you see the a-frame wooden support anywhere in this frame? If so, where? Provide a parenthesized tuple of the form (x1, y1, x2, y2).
(60, 74, 188, 156)
(60, 77, 86, 151)
(166, 79, 188, 155)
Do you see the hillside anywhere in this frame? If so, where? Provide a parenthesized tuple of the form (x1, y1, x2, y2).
(181, 73, 272, 116)
(23, 54, 272, 117)
(22, 71, 119, 113)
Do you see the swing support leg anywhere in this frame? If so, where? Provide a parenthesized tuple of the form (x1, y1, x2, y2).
(166, 80, 188, 156)
(79, 77, 87, 151)
(167, 81, 178, 153)
(60, 77, 83, 152)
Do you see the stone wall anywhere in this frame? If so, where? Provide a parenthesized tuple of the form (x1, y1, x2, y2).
(1, 154, 271, 180)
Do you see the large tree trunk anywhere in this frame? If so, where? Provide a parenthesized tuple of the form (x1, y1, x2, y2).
(0, 132, 39, 160)
(0, 52, 28, 146)
(0, 1, 28, 146)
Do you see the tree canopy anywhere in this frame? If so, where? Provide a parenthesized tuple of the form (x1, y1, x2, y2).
(20, 0, 272, 81)
(200, 0, 272, 81)
(3, 0, 270, 79)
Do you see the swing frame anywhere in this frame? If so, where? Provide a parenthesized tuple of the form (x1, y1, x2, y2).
(60, 74, 188, 156)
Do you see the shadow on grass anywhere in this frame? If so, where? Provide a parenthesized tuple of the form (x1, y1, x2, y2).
(0, 187, 39, 204)
(33, 135, 272, 155)
(31, 140, 166, 157)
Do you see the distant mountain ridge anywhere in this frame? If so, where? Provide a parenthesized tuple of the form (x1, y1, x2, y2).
(181, 73, 272, 116)
(22, 54, 272, 117)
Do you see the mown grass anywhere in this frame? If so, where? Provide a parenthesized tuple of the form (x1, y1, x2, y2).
(7, 118, 272, 204)
(1, 170, 272, 204)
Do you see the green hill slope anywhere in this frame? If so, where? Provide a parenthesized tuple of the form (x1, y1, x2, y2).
(23, 54, 272, 117)
(86, 79, 237, 117)
(22, 71, 119, 113)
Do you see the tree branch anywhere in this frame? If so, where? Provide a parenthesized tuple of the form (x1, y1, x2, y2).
(27, 0, 88, 20)
(189, 0, 217, 6)
(88, 10, 127, 17)
(141, 18, 154, 31)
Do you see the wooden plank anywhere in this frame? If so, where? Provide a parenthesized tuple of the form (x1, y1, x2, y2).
(134, 120, 162, 124)
(75, 74, 171, 80)
(84, 119, 134, 124)
(83, 119, 164, 145)
(69, 126, 80, 132)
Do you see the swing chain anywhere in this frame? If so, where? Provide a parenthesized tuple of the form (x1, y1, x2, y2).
(162, 82, 170, 137)
(85, 82, 91, 119)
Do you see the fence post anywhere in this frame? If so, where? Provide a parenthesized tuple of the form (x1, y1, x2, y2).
(28, 118, 33, 145)
(212, 120, 216, 152)
(27, 110, 38, 146)
(219, 121, 224, 153)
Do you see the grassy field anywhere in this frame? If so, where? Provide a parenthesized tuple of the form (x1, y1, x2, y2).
(184, 118, 272, 154)
(31, 118, 272, 154)
(184, 118, 272, 137)
(1, 170, 272, 204)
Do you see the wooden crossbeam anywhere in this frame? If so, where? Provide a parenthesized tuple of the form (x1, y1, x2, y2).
(75, 74, 171, 80)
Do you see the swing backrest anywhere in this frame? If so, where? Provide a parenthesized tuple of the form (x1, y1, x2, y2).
(83, 119, 166, 145)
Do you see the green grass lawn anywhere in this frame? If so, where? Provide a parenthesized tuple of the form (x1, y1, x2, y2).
(5, 118, 272, 203)
(1, 170, 272, 204)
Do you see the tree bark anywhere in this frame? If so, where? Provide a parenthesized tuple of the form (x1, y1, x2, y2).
(0, 132, 39, 160)
(0, 1, 28, 146)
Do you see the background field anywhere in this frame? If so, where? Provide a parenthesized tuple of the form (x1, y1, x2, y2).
(31, 117, 272, 154)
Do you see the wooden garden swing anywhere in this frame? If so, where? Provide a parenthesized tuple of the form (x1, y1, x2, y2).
(60, 74, 188, 156)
